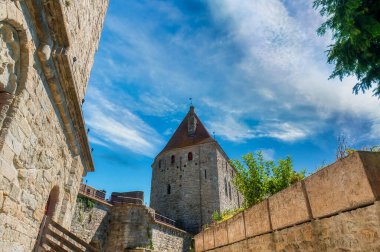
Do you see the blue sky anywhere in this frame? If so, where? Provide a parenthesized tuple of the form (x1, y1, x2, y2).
(83, 0, 380, 203)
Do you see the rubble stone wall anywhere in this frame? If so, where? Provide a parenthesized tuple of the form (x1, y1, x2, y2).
(194, 152, 380, 252)
(151, 142, 241, 234)
(70, 195, 111, 251)
(104, 204, 193, 252)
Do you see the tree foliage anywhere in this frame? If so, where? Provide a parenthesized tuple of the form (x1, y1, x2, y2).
(313, 0, 380, 97)
(230, 151, 305, 208)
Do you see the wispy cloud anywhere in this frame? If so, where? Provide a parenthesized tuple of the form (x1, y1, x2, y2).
(204, 0, 380, 143)
(87, 0, 380, 151)
(84, 88, 163, 157)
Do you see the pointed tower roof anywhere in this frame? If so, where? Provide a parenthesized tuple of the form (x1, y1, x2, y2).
(158, 106, 215, 156)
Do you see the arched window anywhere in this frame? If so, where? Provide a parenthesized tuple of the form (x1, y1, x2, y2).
(188, 152, 193, 161)
(158, 159, 162, 169)
(171, 155, 175, 164)
(167, 184, 171, 194)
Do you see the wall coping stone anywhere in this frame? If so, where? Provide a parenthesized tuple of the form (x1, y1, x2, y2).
(194, 151, 380, 251)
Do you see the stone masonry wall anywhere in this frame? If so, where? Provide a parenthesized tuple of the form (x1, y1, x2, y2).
(70, 194, 111, 251)
(151, 142, 241, 234)
(61, 0, 108, 101)
(215, 147, 241, 213)
(104, 204, 192, 252)
(194, 151, 380, 251)
(0, 1, 108, 251)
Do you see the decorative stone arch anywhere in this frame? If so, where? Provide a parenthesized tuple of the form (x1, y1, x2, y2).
(0, 4, 31, 147)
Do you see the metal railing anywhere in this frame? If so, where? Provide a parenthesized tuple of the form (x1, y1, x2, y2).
(79, 184, 106, 201)
(154, 213, 176, 227)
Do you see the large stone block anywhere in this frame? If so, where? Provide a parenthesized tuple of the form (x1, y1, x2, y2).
(203, 227, 215, 250)
(305, 152, 377, 218)
(269, 182, 310, 230)
(194, 233, 204, 252)
(244, 199, 271, 237)
(227, 212, 245, 243)
(214, 221, 228, 247)
(357, 152, 380, 200)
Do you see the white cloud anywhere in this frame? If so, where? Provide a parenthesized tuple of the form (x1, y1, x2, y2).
(84, 89, 163, 157)
(205, 0, 380, 143)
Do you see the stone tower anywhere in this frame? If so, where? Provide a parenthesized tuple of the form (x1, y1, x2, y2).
(150, 106, 242, 233)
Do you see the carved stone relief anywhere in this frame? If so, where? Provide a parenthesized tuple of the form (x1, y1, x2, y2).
(0, 22, 20, 128)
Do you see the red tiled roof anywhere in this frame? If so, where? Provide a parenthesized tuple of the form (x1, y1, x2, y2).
(158, 107, 215, 156)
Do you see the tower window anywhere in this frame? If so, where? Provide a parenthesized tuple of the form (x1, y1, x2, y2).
(171, 155, 175, 164)
(158, 159, 162, 169)
(204, 169, 207, 179)
(167, 184, 171, 194)
(228, 182, 232, 200)
(188, 152, 193, 161)
(224, 178, 228, 196)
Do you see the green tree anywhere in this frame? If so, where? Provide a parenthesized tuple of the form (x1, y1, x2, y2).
(313, 0, 380, 97)
(230, 151, 305, 208)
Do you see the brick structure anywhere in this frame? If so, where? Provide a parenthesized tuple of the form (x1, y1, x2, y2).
(150, 105, 242, 234)
(0, 1, 108, 251)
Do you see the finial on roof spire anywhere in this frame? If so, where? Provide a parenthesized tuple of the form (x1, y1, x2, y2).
(189, 98, 194, 114)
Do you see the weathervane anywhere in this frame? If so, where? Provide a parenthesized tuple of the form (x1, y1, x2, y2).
(189, 97, 193, 106)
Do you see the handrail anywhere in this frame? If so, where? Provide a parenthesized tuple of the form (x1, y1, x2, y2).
(34, 215, 99, 252)
(154, 212, 176, 227)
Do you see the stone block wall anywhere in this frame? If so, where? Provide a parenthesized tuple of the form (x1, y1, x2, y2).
(0, 0, 108, 251)
(151, 142, 242, 234)
(61, 0, 108, 101)
(104, 204, 193, 252)
(70, 194, 112, 250)
(194, 151, 380, 251)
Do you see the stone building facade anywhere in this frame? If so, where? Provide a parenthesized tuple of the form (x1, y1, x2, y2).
(150, 106, 242, 234)
(0, 0, 108, 251)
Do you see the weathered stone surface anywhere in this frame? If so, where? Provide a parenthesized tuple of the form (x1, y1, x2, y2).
(357, 152, 380, 200)
(305, 152, 375, 218)
(70, 197, 111, 250)
(244, 199, 271, 237)
(0, 0, 108, 251)
(194, 233, 204, 252)
(196, 201, 380, 252)
(269, 181, 310, 230)
(194, 153, 380, 252)
(104, 204, 192, 252)
(203, 227, 215, 250)
(150, 140, 242, 234)
(213, 221, 228, 247)
(227, 212, 245, 243)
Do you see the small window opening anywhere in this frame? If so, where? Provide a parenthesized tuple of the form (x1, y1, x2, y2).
(204, 169, 207, 179)
(224, 178, 228, 196)
(228, 182, 232, 200)
(188, 152, 193, 161)
(158, 159, 162, 169)
(167, 184, 171, 194)
(171, 155, 175, 164)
